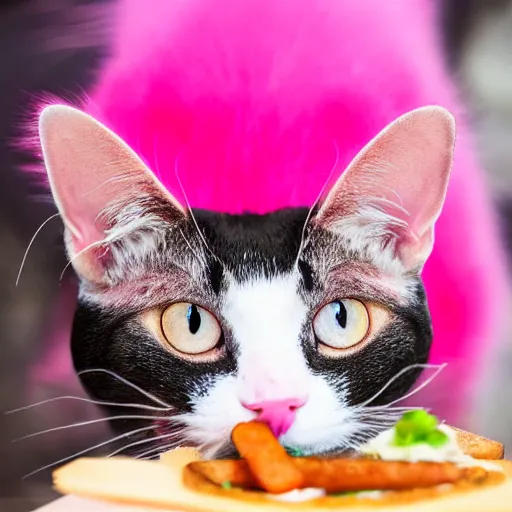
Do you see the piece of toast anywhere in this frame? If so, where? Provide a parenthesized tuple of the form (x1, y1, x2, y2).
(452, 427, 504, 460)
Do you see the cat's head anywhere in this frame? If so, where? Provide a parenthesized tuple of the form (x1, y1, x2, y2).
(38, 105, 454, 456)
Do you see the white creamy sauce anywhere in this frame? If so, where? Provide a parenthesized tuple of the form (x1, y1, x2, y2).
(269, 488, 326, 502)
(360, 424, 502, 472)
(269, 487, 384, 502)
(356, 490, 384, 499)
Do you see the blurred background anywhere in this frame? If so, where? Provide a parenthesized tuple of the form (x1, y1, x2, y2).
(0, 0, 511, 510)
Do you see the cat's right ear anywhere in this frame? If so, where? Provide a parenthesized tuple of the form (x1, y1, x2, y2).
(313, 106, 455, 272)
(39, 105, 186, 284)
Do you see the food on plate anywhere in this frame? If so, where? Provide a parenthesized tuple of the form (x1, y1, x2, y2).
(187, 457, 464, 492)
(359, 410, 504, 466)
(231, 421, 304, 493)
(52, 410, 511, 511)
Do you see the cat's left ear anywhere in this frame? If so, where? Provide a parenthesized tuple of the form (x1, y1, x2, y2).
(39, 105, 186, 284)
(315, 106, 455, 272)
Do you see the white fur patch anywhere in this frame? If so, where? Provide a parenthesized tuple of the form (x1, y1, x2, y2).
(327, 203, 407, 275)
(321, 202, 416, 301)
(185, 371, 360, 456)
(222, 273, 310, 403)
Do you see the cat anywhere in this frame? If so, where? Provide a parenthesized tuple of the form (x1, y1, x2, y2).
(28, 0, 509, 458)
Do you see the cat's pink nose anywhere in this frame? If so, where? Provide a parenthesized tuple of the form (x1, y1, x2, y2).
(242, 398, 305, 437)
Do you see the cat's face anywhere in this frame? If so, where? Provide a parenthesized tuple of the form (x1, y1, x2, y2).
(39, 105, 455, 457)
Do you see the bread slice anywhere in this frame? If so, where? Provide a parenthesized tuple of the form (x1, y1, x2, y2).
(452, 427, 504, 460)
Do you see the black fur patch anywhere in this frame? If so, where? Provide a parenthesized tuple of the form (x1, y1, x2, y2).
(304, 286, 432, 406)
(298, 258, 315, 292)
(193, 208, 310, 282)
(72, 304, 236, 434)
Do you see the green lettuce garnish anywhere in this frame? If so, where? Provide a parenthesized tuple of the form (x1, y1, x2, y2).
(221, 481, 232, 489)
(285, 446, 304, 457)
(393, 410, 448, 448)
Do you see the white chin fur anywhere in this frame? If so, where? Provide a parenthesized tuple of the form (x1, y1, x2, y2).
(182, 372, 360, 456)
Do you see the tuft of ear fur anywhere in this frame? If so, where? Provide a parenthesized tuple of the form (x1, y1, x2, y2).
(39, 105, 186, 284)
(315, 106, 456, 272)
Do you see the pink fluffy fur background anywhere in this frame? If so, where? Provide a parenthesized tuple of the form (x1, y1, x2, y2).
(35, 0, 509, 422)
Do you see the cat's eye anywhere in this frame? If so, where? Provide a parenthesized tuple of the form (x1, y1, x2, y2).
(160, 303, 222, 355)
(313, 299, 370, 353)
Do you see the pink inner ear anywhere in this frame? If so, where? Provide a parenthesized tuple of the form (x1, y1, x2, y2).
(39, 105, 185, 279)
(316, 107, 456, 268)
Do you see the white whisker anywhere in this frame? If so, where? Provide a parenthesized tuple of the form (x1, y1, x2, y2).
(356, 421, 395, 430)
(349, 432, 379, 442)
(77, 368, 172, 408)
(358, 414, 403, 422)
(13, 414, 174, 442)
(357, 410, 421, 420)
(107, 429, 184, 458)
(6, 395, 172, 415)
(364, 405, 424, 412)
(59, 238, 104, 281)
(16, 213, 61, 286)
(359, 421, 394, 430)
(174, 154, 224, 267)
(193, 434, 227, 460)
(22, 425, 156, 479)
(359, 363, 446, 407)
(385, 365, 447, 407)
(294, 139, 340, 267)
(361, 411, 408, 420)
(178, 226, 208, 267)
(137, 439, 183, 460)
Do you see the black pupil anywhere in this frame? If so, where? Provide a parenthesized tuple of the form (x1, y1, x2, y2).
(187, 305, 201, 334)
(335, 301, 347, 329)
